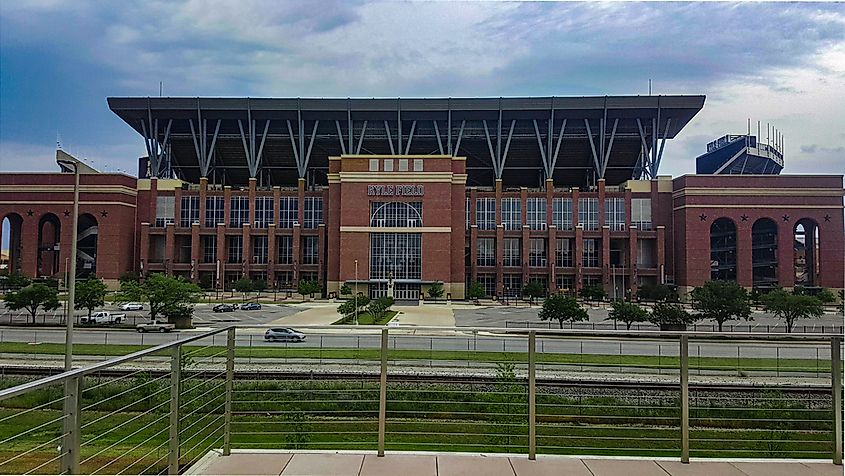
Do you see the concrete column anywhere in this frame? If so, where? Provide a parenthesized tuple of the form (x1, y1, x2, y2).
(297, 178, 306, 225)
(520, 187, 528, 226)
(272, 187, 281, 227)
(571, 188, 580, 228)
(656, 226, 666, 285)
(545, 179, 554, 228)
(597, 179, 606, 229)
(248, 178, 257, 226)
(495, 224, 504, 297)
(629, 226, 638, 297)
(165, 223, 175, 276)
(574, 225, 583, 292)
(241, 224, 251, 278)
(267, 224, 277, 286)
(737, 220, 753, 288)
(199, 177, 208, 228)
(470, 225, 478, 282)
(223, 186, 232, 227)
(495, 179, 503, 226)
(601, 225, 611, 295)
(190, 223, 200, 283)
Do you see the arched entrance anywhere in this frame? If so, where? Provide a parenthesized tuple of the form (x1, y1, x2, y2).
(37, 213, 61, 277)
(1, 213, 23, 274)
(793, 219, 819, 287)
(751, 218, 778, 289)
(77, 213, 99, 278)
(710, 218, 737, 281)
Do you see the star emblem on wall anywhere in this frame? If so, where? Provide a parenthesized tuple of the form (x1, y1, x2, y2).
(782, 214, 790, 222)
(824, 215, 831, 222)
(698, 213, 707, 221)
(100, 210, 109, 218)
(26, 209, 34, 217)
(740, 214, 748, 222)
(63, 210, 71, 217)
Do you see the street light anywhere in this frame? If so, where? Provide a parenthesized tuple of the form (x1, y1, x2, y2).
(354, 259, 358, 325)
(56, 158, 79, 371)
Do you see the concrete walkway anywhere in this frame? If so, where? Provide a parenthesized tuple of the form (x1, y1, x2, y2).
(391, 305, 455, 327)
(190, 451, 841, 476)
(269, 303, 342, 326)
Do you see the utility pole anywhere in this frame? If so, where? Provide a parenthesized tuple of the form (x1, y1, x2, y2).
(56, 159, 79, 371)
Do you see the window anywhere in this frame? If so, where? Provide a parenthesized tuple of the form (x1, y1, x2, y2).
(583, 275, 602, 287)
(276, 271, 293, 288)
(605, 197, 626, 231)
(399, 159, 409, 172)
(583, 238, 600, 267)
(201, 236, 216, 263)
(552, 198, 572, 230)
(252, 236, 268, 264)
(477, 238, 495, 266)
(180, 196, 199, 227)
(556, 238, 573, 267)
(155, 196, 175, 227)
(370, 233, 421, 280)
(578, 197, 598, 231)
(227, 236, 243, 263)
(711, 218, 737, 281)
(254, 197, 274, 228)
(527, 198, 547, 230)
(476, 275, 496, 297)
(413, 159, 423, 171)
(465, 198, 470, 229)
(476, 198, 496, 230)
(369, 159, 379, 171)
(556, 275, 575, 292)
(637, 239, 656, 268)
(279, 197, 298, 228)
(503, 275, 522, 297)
(300, 271, 318, 284)
(230, 196, 249, 228)
(631, 198, 652, 230)
(370, 202, 423, 227)
(205, 196, 224, 227)
(384, 159, 394, 172)
(277, 235, 293, 264)
(301, 236, 319, 265)
(529, 238, 546, 267)
(303, 197, 323, 229)
(502, 198, 522, 230)
(503, 238, 521, 267)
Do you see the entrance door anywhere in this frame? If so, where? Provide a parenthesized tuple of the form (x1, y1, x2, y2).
(394, 283, 420, 300)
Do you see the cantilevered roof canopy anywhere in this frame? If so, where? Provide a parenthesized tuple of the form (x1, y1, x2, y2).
(108, 95, 705, 188)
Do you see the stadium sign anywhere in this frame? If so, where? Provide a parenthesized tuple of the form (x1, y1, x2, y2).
(367, 184, 424, 197)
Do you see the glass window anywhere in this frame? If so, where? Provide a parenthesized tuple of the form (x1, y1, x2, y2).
(155, 196, 175, 227)
(556, 275, 575, 292)
(301, 236, 319, 265)
(605, 197, 626, 231)
(413, 159, 423, 171)
(279, 197, 298, 228)
(277, 235, 293, 264)
(503, 275, 522, 297)
(180, 196, 199, 227)
(502, 198, 522, 230)
(370, 202, 423, 227)
(399, 159, 409, 172)
(205, 196, 224, 227)
(503, 238, 521, 267)
(527, 198, 547, 230)
(529, 238, 546, 267)
(476, 274, 496, 297)
(227, 235, 243, 263)
(254, 197, 274, 228)
(477, 238, 495, 266)
(476, 198, 496, 230)
(252, 236, 268, 264)
(552, 198, 572, 230)
(370, 233, 421, 280)
(631, 198, 652, 230)
(583, 238, 600, 267)
(303, 197, 323, 229)
(578, 197, 598, 231)
(556, 238, 573, 267)
(230, 196, 249, 228)
(369, 159, 379, 171)
(384, 159, 394, 172)
(201, 235, 216, 263)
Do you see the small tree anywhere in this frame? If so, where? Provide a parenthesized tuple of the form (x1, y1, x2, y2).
(539, 294, 588, 329)
(119, 271, 141, 285)
(649, 302, 696, 330)
(608, 300, 649, 330)
(815, 288, 837, 305)
(636, 283, 676, 302)
(198, 274, 213, 290)
(762, 289, 824, 333)
(252, 279, 267, 297)
(368, 296, 395, 322)
(298, 280, 320, 298)
(579, 284, 606, 302)
(4, 283, 60, 324)
(5, 272, 32, 290)
(234, 277, 253, 300)
(339, 283, 352, 297)
(690, 280, 752, 332)
(75, 277, 108, 319)
(466, 281, 485, 301)
(118, 273, 202, 327)
(427, 281, 444, 301)
(522, 281, 545, 304)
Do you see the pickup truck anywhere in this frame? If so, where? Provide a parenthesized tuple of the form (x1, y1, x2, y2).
(136, 320, 176, 333)
(80, 311, 126, 325)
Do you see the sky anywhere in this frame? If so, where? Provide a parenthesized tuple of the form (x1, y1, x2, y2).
(0, 1, 843, 178)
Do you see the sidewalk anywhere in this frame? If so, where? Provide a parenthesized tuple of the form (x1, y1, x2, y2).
(190, 451, 841, 476)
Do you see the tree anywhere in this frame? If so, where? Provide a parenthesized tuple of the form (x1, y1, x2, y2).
(297, 280, 320, 298)
(539, 294, 588, 329)
(367, 296, 395, 322)
(649, 302, 696, 330)
(119, 271, 141, 285)
(579, 284, 606, 302)
(4, 283, 60, 324)
(690, 280, 752, 332)
(339, 283, 352, 297)
(608, 300, 649, 330)
(198, 274, 213, 290)
(337, 294, 370, 319)
(427, 281, 444, 301)
(118, 273, 202, 327)
(252, 279, 267, 297)
(762, 289, 824, 333)
(466, 281, 485, 301)
(75, 277, 108, 319)
(234, 277, 253, 300)
(814, 288, 837, 305)
(522, 281, 545, 303)
(636, 283, 676, 302)
(5, 272, 32, 290)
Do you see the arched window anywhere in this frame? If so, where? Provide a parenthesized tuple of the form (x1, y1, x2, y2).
(77, 214, 99, 278)
(1, 213, 24, 274)
(794, 219, 820, 286)
(37, 213, 61, 277)
(710, 218, 737, 281)
(751, 218, 778, 288)
(370, 202, 423, 228)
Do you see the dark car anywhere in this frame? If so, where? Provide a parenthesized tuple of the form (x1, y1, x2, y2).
(213, 304, 235, 313)
(240, 302, 262, 311)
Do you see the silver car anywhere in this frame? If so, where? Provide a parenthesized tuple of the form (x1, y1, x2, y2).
(264, 328, 306, 342)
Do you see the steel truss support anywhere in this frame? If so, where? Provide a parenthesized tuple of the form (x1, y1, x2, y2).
(453, 120, 466, 156)
(533, 118, 568, 181)
(335, 120, 347, 155)
(383, 121, 396, 155)
(433, 121, 444, 155)
(237, 118, 271, 178)
(404, 120, 417, 155)
(356, 121, 368, 154)
(140, 112, 172, 178)
(286, 119, 320, 178)
(482, 119, 515, 179)
(189, 116, 221, 178)
(635, 116, 672, 179)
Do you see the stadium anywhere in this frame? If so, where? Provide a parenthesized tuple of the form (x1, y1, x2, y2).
(1, 95, 842, 298)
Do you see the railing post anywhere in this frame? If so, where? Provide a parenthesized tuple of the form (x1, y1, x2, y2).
(168, 344, 182, 475)
(223, 327, 236, 456)
(680, 334, 689, 464)
(61, 376, 81, 475)
(832, 336, 842, 465)
(378, 328, 388, 457)
(528, 331, 536, 460)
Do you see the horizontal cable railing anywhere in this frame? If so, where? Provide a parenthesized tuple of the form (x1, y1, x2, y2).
(0, 326, 841, 474)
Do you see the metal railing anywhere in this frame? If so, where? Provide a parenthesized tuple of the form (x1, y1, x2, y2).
(0, 326, 841, 474)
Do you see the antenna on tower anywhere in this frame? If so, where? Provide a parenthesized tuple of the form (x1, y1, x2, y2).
(56, 132, 63, 150)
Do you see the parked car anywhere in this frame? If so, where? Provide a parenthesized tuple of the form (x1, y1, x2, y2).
(119, 302, 144, 311)
(80, 311, 125, 325)
(240, 302, 262, 311)
(213, 304, 236, 313)
(264, 328, 306, 342)
(136, 320, 175, 333)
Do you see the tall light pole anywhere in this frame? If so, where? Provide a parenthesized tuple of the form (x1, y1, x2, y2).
(354, 259, 358, 325)
(57, 159, 79, 371)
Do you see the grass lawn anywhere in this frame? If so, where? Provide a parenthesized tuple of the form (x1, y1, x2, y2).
(332, 310, 398, 326)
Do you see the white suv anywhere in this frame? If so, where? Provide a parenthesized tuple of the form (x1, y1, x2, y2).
(120, 302, 144, 311)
